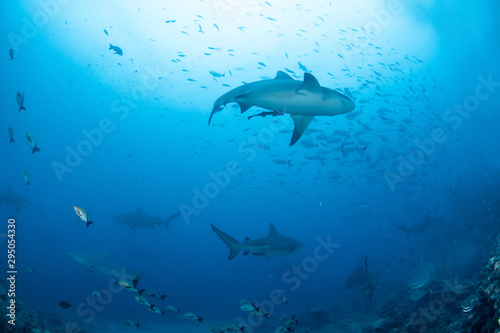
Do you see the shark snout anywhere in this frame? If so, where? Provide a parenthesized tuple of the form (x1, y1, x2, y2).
(342, 97, 356, 112)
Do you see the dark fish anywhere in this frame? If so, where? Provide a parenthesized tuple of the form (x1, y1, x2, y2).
(59, 301, 72, 309)
(104, 29, 108, 36)
(9, 48, 14, 60)
(213, 23, 219, 31)
(8, 127, 14, 143)
(109, 44, 123, 56)
(16, 91, 26, 111)
(165, 20, 176, 23)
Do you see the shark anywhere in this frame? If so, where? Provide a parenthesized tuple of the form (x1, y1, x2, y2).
(68, 251, 137, 281)
(397, 216, 442, 238)
(210, 223, 304, 260)
(112, 207, 181, 230)
(208, 71, 355, 146)
(346, 256, 376, 299)
(0, 185, 31, 212)
(407, 253, 437, 289)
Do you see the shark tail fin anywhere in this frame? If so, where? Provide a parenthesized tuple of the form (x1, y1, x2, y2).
(397, 225, 411, 238)
(19, 105, 26, 112)
(198, 317, 204, 323)
(135, 323, 140, 328)
(160, 294, 167, 301)
(86, 221, 93, 228)
(163, 211, 181, 229)
(211, 224, 241, 260)
(9, 138, 14, 143)
(32, 145, 40, 154)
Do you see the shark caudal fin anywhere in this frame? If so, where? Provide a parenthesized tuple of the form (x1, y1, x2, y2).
(397, 225, 411, 238)
(290, 115, 313, 146)
(163, 211, 181, 229)
(211, 224, 242, 260)
(86, 221, 93, 228)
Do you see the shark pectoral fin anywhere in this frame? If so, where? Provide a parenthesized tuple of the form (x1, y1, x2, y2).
(295, 73, 322, 95)
(234, 96, 254, 113)
(289, 115, 314, 146)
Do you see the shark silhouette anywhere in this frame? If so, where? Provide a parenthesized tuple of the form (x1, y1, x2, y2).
(211, 223, 303, 260)
(68, 251, 137, 281)
(112, 207, 180, 230)
(346, 256, 376, 299)
(0, 185, 31, 212)
(208, 71, 355, 145)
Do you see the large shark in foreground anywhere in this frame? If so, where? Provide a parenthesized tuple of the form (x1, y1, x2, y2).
(211, 223, 304, 260)
(68, 251, 138, 281)
(0, 185, 31, 212)
(208, 71, 355, 146)
(112, 207, 181, 230)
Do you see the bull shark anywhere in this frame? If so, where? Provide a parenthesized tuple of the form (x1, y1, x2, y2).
(68, 251, 137, 281)
(346, 256, 376, 299)
(208, 71, 355, 146)
(0, 185, 31, 212)
(112, 207, 181, 230)
(407, 253, 437, 289)
(397, 216, 442, 238)
(210, 223, 304, 260)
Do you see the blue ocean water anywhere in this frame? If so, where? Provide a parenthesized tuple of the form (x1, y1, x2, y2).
(1, 0, 500, 332)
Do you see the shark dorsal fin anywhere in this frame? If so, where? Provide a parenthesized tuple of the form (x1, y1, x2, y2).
(296, 73, 322, 95)
(268, 223, 279, 236)
(274, 71, 293, 80)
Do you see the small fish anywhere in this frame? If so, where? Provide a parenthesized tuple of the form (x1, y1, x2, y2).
(209, 70, 225, 78)
(25, 132, 40, 154)
(23, 170, 30, 185)
(298, 61, 308, 72)
(73, 206, 93, 228)
(26, 267, 35, 273)
(221, 323, 245, 332)
(9, 48, 14, 60)
(59, 301, 72, 309)
(272, 159, 292, 166)
(8, 127, 14, 143)
(165, 304, 180, 313)
(109, 44, 123, 56)
(275, 326, 293, 333)
(185, 312, 203, 322)
(149, 304, 165, 315)
(142, 289, 167, 301)
(134, 295, 150, 306)
(91, 290, 102, 298)
(281, 296, 289, 304)
(213, 23, 219, 31)
(240, 303, 258, 312)
(104, 29, 108, 36)
(124, 319, 140, 328)
(165, 20, 176, 23)
(117, 279, 143, 293)
(198, 24, 204, 33)
(258, 61, 266, 67)
(16, 91, 26, 111)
